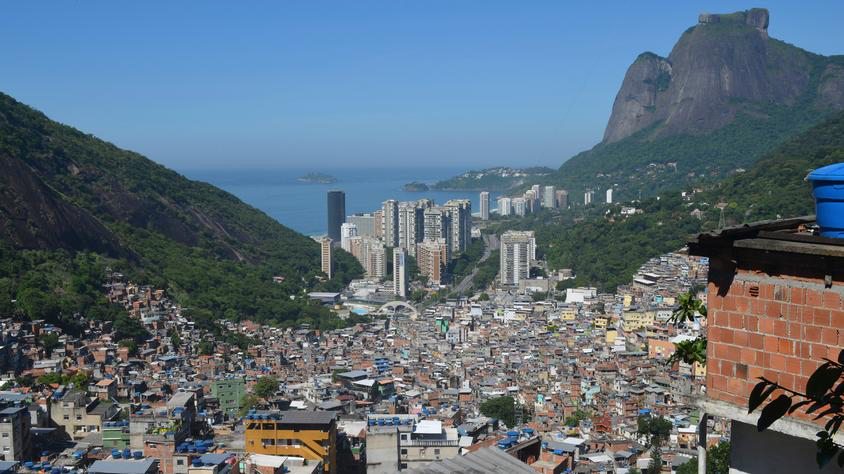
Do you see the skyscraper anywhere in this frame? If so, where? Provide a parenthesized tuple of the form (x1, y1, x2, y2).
(340, 223, 358, 252)
(479, 192, 490, 221)
(347, 213, 378, 237)
(320, 237, 333, 279)
(398, 201, 424, 257)
(381, 199, 399, 247)
(555, 190, 569, 209)
(497, 197, 511, 216)
(500, 230, 535, 286)
(392, 248, 407, 298)
(445, 199, 471, 256)
(512, 197, 527, 216)
(327, 191, 345, 242)
(423, 208, 452, 259)
(543, 186, 556, 208)
(584, 190, 594, 206)
(606, 188, 613, 204)
(417, 239, 449, 285)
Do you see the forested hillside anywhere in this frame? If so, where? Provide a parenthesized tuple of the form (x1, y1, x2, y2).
(0, 92, 362, 329)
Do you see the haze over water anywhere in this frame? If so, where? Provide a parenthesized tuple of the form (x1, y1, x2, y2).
(183, 166, 499, 236)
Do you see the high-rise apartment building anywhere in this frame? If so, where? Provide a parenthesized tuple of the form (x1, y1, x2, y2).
(444, 199, 471, 256)
(417, 239, 449, 285)
(479, 191, 490, 220)
(500, 230, 536, 286)
(398, 202, 424, 257)
(349, 237, 386, 280)
(392, 248, 407, 298)
(584, 190, 595, 206)
(423, 208, 451, 253)
(381, 199, 399, 247)
(606, 188, 613, 204)
(320, 237, 333, 279)
(347, 213, 378, 237)
(340, 222, 358, 252)
(497, 197, 511, 216)
(543, 185, 556, 208)
(512, 197, 527, 216)
(524, 189, 538, 213)
(555, 189, 569, 209)
(326, 191, 345, 242)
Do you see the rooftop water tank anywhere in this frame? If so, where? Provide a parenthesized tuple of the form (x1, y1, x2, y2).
(808, 163, 844, 237)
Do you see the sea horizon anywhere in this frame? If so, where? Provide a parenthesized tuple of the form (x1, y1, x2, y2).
(181, 166, 499, 236)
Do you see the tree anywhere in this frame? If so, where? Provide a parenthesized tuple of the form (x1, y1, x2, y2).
(39, 333, 62, 357)
(669, 292, 707, 364)
(169, 329, 181, 349)
(197, 341, 215, 356)
(648, 446, 663, 474)
(478, 292, 490, 301)
(239, 394, 260, 417)
(118, 338, 139, 357)
(749, 349, 844, 468)
(676, 458, 697, 474)
(707, 442, 730, 474)
(565, 409, 590, 427)
(637, 414, 672, 448)
(480, 396, 518, 428)
(253, 376, 279, 400)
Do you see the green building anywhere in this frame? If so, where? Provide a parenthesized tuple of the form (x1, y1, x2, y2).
(102, 421, 130, 449)
(210, 377, 246, 416)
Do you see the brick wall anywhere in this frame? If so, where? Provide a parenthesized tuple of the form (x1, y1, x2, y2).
(706, 266, 844, 424)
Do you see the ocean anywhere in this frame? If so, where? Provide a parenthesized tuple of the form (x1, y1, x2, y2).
(181, 166, 498, 236)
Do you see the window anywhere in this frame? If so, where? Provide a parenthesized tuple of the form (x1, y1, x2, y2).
(63, 415, 69, 421)
(434, 449, 440, 455)
(76, 415, 82, 421)
(400, 449, 407, 455)
(1, 433, 7, 438)
(400, 463, 408, 469)
(176, 460, 184, 466)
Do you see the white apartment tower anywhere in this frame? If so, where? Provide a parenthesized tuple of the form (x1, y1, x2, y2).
(606, 188, 613, 204)
(340, 222, 358, 252)
(381, 199, 399, 247)
(497, 197, 512, 216)
(479, 191, 490, 221)
(499, 230, 535, 286)
(543, 185, 556, 208)
(398, 202, 424, 257)
(392, 248, 407, 298)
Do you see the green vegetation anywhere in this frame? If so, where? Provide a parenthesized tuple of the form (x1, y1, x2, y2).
(675, 442, 730, 474)
(434, 167, 554, 191)
(479, 396, 525, 428)
(253, 376, 279, 400)
(565, 409, 590, 427)
(0, 92, 363, 331)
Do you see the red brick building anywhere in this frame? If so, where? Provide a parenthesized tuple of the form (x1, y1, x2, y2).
(690, 217, 844, 473)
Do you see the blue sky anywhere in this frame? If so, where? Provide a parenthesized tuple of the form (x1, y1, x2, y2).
(2, 1, 841, 169)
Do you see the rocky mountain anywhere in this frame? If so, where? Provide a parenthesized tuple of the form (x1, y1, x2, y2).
(542, 9, 844, 201)
(604, 8, 844, 143)
(0, 92, 362, 327)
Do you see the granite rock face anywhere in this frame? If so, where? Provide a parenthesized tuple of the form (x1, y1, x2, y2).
(603, 8, 844, 143)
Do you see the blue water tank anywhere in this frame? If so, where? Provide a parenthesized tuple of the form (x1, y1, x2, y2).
(808, 163, 844, 237)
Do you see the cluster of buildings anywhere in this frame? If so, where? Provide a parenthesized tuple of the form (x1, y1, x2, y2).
(323, 191, 473, 288)
(496, 185, 616, 217)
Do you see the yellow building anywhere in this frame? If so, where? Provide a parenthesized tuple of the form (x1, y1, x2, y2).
(560, 308, 577, 321)
(605, 329, 618, 344)
(245, 411, 337, 474)
(622, 310, 655, 332)
(594, 317, 608, 329)
(622, 294, 633, 308)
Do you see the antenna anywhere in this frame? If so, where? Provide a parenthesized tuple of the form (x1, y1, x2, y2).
(716, 203, 728, 229)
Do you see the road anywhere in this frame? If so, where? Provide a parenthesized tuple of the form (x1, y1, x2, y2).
(453, 234, 499, 295)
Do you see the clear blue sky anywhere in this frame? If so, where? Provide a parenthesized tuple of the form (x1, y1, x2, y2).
(2, 1, 841, 169)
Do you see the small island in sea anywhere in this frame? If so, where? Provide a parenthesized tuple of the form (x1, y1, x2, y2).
(403, 181, 430, 192)
(297, 172, 337, 184)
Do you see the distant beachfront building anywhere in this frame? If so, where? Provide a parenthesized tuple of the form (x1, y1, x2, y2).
(444, 199, 471, 256)
(348, 212, 379, 238)
(398, 201, 427, 257)
(497, 197, 511, 216)
(500, 230, 535, 286)
(326, 190, 345, 242)
(542, 185, 556, 208)
(556, 189, 569, 209)
(511, 197, 527, 216)
(320, 237, 333, 279)
(392, 248, 407, 298)
(340, 222, 358, 252)
(381, 199, 399, 247)
(479, 191, 490, 220)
